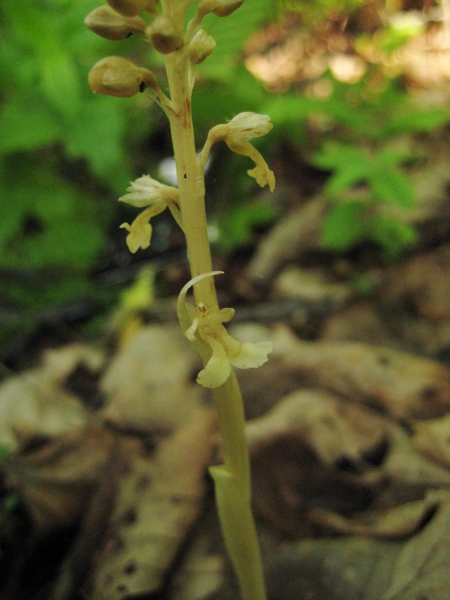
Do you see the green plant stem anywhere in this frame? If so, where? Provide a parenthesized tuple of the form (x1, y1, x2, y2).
(163, 47, 267, 600)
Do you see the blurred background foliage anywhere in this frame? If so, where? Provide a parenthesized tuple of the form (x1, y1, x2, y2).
(1, 0, 449, 359)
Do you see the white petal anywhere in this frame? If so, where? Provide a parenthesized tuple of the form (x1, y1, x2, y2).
(228, 341, 273, 369)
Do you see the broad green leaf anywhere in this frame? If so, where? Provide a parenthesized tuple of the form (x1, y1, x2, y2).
(217, 199, 279, 251)
(383, 107, 450, 135)
(66, 96, 131, 192)
(369, 165, 415, 208)
(370, 215, 417, 260)
(2, 0, 82, 117)
(264, 94, 317, 126)
(0, 96, 63, 154)
(0, 162, 106, 271)
(321, 201, 367, 250)
(40, 52, 81, 119)
(313, 143, 371, 197)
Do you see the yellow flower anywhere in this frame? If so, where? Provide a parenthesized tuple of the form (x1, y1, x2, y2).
(198, 112, 275, 191)
(178, 272, 273, 388)
(120, 175, 179, 207)
(119, 175, 180, 253)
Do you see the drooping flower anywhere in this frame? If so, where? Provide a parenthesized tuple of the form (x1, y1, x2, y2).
(119, 175, 179, 252)
(198, 112, 275, 191)
(178, 272, 273, 388)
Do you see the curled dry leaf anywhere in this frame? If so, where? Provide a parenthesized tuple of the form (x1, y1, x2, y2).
(100, 325, 205, 433)
(0, 363, 90, 454)
(6, 424, 115, 531)
(246, 389, 387, 469)
(375, 421, 450, 491)
(383, 243, 450, 323)
(88, 407, 217, 600)
(412, 413, 450, 467)
(247, 387, 450, 537)
(309, 492, 447, 539)
(272, 325, 450, 421)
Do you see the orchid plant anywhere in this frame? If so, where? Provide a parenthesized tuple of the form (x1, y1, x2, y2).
(85, 1, 275, 598)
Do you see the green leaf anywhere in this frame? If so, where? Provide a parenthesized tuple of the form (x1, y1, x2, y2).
(0, 161, 106, 271)
(2, 0, 82, 117)
(313, 143, 371, 197)
(0, 96, 63, 154)
(384, 107, 450, 135)
(369, 160, 415, 208)
(66, 96, 131, 192)
(321, 201, 367, 250)
(370, 215, 417, 260)
(217, 199, 279, 251)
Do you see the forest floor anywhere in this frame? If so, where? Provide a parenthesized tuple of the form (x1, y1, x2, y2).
(2, 128, 450, 599)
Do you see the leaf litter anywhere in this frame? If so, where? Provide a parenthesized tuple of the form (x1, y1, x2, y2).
(4, 250, 450, 598)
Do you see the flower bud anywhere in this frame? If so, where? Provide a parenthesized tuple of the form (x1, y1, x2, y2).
(106, 0, 155, 17)
(189, 29, 216, 64)
(88, 57, 157, 98)
(84, 6, 147, 40)
(212, 0, 244, 17)
(197, 0, 244, 18)
(146, 15, 185, 54)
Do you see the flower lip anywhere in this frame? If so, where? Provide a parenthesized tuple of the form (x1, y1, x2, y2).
(177, 271, 273, 388)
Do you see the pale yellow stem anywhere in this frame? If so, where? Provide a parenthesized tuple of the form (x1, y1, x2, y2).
(161, 7, 266, 600)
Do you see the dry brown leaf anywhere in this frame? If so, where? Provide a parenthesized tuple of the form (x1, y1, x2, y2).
(320, 299, 395, 346)
(412, 413, 450, 467)
(274, 266, 353, 305)
(88, 407, 217, 600)
(379, 244, 450, 355)
(273, 325, 450, 421)
(375, 421, 450, 492)
(246, 389, 386, 468)
(0, 369, 89, 453)
(6, 424, 114, 531)
(100, 325, 205, 433)
(379, 494, 450, 600)
(309, 492, 446, 538)
(247, 388, 450, 537)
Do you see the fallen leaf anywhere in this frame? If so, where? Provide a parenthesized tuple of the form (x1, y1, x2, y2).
(309, 492, 446, 538)
(246, 389, 387, 468)
(273, 325, 450, 421)
(100, 324, 205, 433)
(6, 424, 115, 531)
(413, 413, 450, 467)
(88, 407, 217, 599)
(380, 494, 450, 600)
